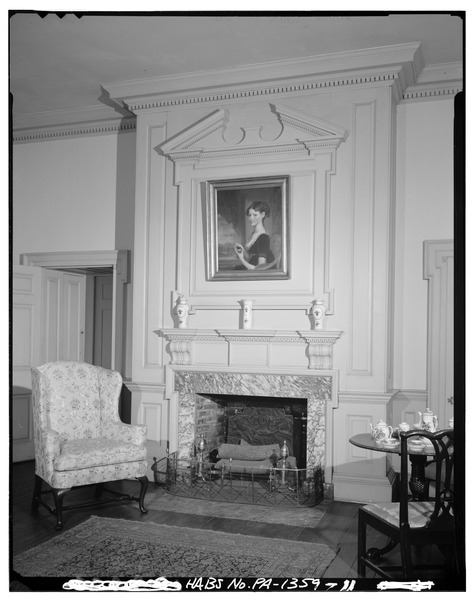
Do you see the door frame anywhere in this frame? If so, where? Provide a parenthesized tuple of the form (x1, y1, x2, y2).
(20, 250, 129, 374)
(423, 239, 454, 428)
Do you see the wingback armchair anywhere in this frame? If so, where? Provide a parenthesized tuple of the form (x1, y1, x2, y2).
(31, 361, 149, 529)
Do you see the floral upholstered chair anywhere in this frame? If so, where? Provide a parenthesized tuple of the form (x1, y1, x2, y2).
(31, 361, 149, 530)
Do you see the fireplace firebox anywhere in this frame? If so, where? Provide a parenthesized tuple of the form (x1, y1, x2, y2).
(195, 394, 307, 469)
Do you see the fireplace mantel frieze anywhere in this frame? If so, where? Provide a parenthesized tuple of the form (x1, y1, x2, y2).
(157, 328, 343, 370)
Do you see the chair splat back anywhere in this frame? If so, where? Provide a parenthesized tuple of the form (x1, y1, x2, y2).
(400, 430, 454, 527)
(358, 428, 457, 579)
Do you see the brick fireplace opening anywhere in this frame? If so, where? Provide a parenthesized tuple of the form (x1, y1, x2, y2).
(195, 394, 308, 468)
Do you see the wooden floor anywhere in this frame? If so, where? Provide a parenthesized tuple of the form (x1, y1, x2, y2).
(10, 460, 456, 589)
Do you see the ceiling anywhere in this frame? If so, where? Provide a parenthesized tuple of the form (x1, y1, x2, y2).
(9, 12, 464, 120)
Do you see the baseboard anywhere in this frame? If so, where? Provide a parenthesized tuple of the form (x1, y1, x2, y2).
(332, 467, 397, 503)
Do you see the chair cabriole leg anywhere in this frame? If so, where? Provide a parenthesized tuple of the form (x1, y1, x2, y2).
(357, 512, 367, 577)
(400, 530, 414, 580)
(31, 475, 43, 510)
(137, 476, 149, 513)
(52, 488, 69, 530)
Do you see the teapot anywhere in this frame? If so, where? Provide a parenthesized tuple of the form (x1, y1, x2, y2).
(415, 408, 438, 432)
(370, 420, 393, 443)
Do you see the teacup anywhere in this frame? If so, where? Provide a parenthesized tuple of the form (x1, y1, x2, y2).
(382, 438, 399, 446)
(408, 439, 423, 452)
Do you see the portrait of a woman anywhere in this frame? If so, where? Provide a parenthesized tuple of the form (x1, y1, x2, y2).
(234, 201, 279, 270)
(206, 176, 289, 280)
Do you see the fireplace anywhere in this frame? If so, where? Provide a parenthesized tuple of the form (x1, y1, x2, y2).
(168, 368, 336, 486)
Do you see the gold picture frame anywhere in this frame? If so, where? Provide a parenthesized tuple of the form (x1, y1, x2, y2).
(205, 176, 290, 281)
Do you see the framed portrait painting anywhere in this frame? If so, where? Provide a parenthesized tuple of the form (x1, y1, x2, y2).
(205, 176, 290, 281)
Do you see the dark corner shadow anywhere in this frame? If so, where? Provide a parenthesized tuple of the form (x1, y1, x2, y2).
(97, 85, 135, 119)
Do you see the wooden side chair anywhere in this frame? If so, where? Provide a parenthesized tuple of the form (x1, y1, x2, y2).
(31, 361, 149, 530)
(358, 429, 456, 579)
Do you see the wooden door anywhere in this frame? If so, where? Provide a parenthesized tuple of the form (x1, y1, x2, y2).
(424, 240, 454, 428)
(12, 266, 86, 461)
(62, 273, 86, 361)
(93, 275, 113, 368)
(12, 266, 42, 461)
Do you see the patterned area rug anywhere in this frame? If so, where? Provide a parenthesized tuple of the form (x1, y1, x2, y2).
(13, 516, 336, 579)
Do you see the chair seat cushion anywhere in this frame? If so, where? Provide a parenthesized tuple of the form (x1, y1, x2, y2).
(54, 438, 147, 471)
(361, 501, 434, 528)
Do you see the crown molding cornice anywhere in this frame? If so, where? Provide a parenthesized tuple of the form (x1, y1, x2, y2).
(114, 66, 405, 114)
(11, 46, 462, 141)
(401, 61, 463, 102)
(12, 107, 136, 144)
(106, 42, 424, 111)
(417, 62, 463, 84)
(402, 80, 463, 102)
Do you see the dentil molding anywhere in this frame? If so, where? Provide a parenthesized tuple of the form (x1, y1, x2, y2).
(12, 45, 462, 141)
(13, 113, 136, 144)
(107, 43, 425, 113)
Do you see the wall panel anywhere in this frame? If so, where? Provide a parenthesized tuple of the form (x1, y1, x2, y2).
(348, 101, 376, 375)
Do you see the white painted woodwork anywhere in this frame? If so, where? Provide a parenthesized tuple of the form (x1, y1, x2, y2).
(40, 269, 86, 363)
(13, 266, 85, 461)
(158, 328, 342, 370)
(131, 113, 168, 377)
(423, 240, 454, 428)
(12, 266, 42, 461)
(126, 382, 168, 454)
(106, 42, 425, 111)
(41, 268, 62, 363)
(347, 101, 375, 376)
(11, 48, 460, 499)
(332, 392, 397, 502)
(61, 273, 86, 362)
(21, 250, 129, 374)
(117, 47, 458, 501)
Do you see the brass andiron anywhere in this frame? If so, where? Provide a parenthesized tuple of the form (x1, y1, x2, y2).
(197, 434, 207, 478)
(281, 440, 289, 484)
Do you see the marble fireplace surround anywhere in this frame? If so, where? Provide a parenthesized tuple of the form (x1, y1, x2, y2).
(166, 366, 339, 483)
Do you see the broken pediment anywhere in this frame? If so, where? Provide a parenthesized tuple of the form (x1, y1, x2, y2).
(159, 103, 349, 164)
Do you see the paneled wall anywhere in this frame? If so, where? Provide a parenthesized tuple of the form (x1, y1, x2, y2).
(12, 45, 459, 500)
(104, 44, 459, 500)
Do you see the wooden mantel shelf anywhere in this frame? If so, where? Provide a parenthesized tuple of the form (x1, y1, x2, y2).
(156, 328, 343, 370)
